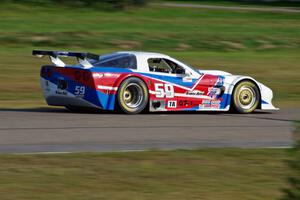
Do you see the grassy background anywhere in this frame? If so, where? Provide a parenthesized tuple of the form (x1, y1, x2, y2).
(0, 2, 299, 107)
(0, 149, 289, 200)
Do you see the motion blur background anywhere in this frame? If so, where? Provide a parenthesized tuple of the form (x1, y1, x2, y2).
(0, 0, 299, 108)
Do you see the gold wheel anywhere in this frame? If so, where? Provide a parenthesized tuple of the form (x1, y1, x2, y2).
(232, 81, 260, 113)
(117, 77, 148, 114)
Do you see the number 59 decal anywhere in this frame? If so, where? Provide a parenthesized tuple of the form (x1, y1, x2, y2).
(154, 83, 174, 98)
(74, 86, 85, 96)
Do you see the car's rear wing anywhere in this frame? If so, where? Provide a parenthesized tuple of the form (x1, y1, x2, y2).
(32, 50, 100, 68)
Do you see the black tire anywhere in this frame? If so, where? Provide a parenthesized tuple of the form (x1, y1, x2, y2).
(231, 80, 260, 114)
(117, 77, 148, 114)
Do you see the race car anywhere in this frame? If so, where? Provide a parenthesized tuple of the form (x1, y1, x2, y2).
(33, 50, 278, 114)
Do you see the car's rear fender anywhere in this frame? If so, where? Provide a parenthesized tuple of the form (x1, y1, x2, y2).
(90, 69, 150, 110)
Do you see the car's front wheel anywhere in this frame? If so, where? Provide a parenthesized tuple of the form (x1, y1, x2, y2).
(232, 80, 260, 113)
(117, 77, 148, 114)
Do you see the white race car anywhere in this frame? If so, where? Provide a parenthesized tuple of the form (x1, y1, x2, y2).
(33, 50, 278, 114)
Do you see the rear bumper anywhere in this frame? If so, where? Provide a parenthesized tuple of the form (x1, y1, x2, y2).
(41, 77, 102, 109)
(46, 96, 100, 108)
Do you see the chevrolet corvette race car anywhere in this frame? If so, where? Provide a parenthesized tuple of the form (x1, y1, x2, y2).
(33, 50, 278, 114)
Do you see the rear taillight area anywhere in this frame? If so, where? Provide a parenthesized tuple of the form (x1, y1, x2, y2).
(40, 66, 53, 78)
(41, 66, 96, 90)
(74, 70, 91, 82)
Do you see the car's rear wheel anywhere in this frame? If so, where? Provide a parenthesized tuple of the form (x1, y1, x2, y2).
(232, 80, 260, 113)
(117, 77, 148, 114)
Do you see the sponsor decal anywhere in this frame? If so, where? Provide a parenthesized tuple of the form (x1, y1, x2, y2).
(185, 90, 204, 96)
(202, 100, 211, 108)
(55, 90, 67, 95)
(211, 100, 221, 109)
(202, 100, 210, 104)
(167, 100, 177, 108)
(216, 76, 224, 86)
(57, 79, 67, 90)
(179, 100, 193, 107)
(208, 87, 221, 98)
(56, 78, 68, 95)
(199, 100, 221, 109)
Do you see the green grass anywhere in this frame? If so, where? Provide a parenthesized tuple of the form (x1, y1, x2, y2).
(0, 2, 299, 107)
(0, 149, 289, 200)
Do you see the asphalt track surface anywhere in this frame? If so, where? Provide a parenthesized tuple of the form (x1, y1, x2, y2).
(0, 107, 299, 153)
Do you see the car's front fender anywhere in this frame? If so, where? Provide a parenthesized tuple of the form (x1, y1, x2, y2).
(223, 75, 278, 111)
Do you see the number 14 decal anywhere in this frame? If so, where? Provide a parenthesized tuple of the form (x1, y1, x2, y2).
(154, 83, 174, 98)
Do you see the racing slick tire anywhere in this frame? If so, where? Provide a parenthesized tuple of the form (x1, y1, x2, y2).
(231, 80, 260, 114)
(117, 77, 148, 114)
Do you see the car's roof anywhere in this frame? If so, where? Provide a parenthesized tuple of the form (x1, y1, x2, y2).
(116, 51, 170, 58)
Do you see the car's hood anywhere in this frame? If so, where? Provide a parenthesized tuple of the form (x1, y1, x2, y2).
(198, 70, 232, 76)
(198, 69, 243, 86)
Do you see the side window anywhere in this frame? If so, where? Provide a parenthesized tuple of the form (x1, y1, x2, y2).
(148, 58, 185, 74)
(164, 59, 185, 74)
(148, 58, 172, 73)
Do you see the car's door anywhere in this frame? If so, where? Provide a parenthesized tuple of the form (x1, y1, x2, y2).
(146, 57, 203, 109)
(145, 57, 223, 111)
(147, 57, 198, 90)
